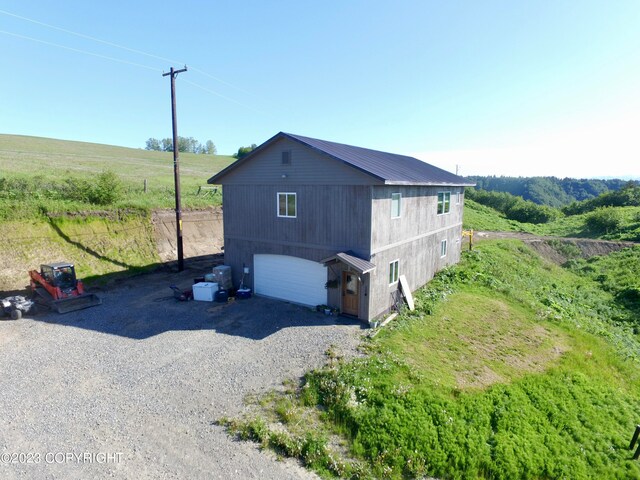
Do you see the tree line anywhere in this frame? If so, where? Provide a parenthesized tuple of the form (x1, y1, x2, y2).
(145, 137, 217, 155)
(468, 176, 630, 207)
(467, 181, 640, 234)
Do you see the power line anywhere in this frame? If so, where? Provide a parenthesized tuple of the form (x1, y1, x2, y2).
(0, 8, 282, 118)
(0, 8, 181, 66)
(181, 79, 264, 114)
(0, 29, 160, 72)
(0, 28, 255, 109)
(0, 8, 248, 95)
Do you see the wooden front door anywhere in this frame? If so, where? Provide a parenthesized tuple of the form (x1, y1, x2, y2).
(342, 271, 359, 317)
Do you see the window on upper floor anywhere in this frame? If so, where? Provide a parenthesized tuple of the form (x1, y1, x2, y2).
(437, 191, 451, 215)
(281, 150, 291, 165)
(391, 193, 401, 218)
(389, 259, 399, 285)
(277, 192, 296, 218)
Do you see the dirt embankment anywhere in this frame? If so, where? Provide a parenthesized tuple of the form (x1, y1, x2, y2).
(0, 207, 223, 292)
(475, 231, 637, 264)
(152, 208, 223, 262)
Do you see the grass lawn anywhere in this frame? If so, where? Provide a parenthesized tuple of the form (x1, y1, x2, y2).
(0, 134, 234, 219)
(223, 240, 640, 479)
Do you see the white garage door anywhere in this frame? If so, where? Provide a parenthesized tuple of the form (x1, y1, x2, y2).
(254, 254, 327, 307)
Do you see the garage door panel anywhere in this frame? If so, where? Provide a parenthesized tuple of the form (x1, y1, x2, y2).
(254, 254, 327, 306)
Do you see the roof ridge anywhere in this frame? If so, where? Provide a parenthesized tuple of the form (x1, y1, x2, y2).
(209, 131, 475, 186)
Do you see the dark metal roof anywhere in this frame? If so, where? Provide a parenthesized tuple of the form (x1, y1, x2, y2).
(209, 132, 474, 186)
(321, 251, 376, 274)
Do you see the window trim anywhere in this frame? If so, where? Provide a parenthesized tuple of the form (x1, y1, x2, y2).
(389, 259, 399, 285)
(456, 191, 461, 205)
(437, 191, 451, 215)
(391, 192, 401, 219)
(440, 239, 448, 258)
(277, 192, 297, 218)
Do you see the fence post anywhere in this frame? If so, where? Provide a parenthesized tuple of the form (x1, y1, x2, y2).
(144, 178, 148, 193)
(630, 425, 640, 460)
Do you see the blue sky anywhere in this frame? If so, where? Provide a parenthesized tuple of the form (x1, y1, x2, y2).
(1, 1, 639, 178)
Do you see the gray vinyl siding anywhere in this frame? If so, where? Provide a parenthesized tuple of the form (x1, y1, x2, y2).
(367, 224, 462, 320)
(366, 185, 464, 320)
(371, 185, 464, 253)
(223, 184, 372, 255)
(214, 137, 378, 186)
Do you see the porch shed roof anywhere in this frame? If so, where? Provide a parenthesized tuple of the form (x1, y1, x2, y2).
(321, 251, 376, 274)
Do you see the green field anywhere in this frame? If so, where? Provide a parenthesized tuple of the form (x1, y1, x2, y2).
(0, 134, 234, 219)
(465, 198, 640, 241)
(224, 240, 640, 479)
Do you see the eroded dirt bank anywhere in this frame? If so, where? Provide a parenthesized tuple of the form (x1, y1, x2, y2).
(0, 208, 223, 292)
(476, 231, 637, 264)
(152, 208, 223, 262)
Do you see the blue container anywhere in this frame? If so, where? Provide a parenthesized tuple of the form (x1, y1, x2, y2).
(236, 288, 252, 299)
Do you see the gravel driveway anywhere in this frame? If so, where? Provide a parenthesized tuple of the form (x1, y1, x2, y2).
(0, 266, 365, 479)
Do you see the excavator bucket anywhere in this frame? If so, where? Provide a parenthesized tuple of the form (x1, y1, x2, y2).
(50, 293, 102, 314)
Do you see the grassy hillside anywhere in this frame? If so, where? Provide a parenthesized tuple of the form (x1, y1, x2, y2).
(0, 212, 161, 290)
(0, 134, 235, 219)
(223, 240, 640, 479)
(464, 198, 640, 241)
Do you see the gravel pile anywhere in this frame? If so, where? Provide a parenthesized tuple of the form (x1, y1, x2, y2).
(0, 267, 365, 479)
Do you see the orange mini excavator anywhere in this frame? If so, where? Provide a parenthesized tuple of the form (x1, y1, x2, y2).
(29, 262, 101, 314)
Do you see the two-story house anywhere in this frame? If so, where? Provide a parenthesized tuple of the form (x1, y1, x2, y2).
(208, 132, 474, 324)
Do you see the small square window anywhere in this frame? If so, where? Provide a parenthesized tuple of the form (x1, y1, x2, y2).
(281, 151, 291, 165)
(277, 192, 296, 218)
(440, 239, 448, 257)
(389, 260, 399, 285)
(391, 193, 401, 218)
(437, 191, 451, 215)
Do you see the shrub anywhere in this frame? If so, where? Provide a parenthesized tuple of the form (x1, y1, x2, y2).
(467, 188, 561, 224)
(585, 207, 623, 234)
(89, 170, 122, 205)
(506, 200, 561, 224)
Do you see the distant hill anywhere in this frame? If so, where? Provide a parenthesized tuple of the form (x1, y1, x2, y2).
(0, 134, 236, 221)
(468, 176, 630, 207)
(0, 133, 234, 187)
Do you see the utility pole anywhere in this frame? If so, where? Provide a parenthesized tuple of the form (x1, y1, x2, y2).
(163, 65, 187, 271)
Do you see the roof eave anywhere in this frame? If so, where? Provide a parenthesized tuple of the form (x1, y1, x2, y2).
(383, 180, 477, 187)
(208, 132, 288, 184)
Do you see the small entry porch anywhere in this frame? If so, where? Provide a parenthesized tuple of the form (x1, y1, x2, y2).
(322, 251, 376, 321)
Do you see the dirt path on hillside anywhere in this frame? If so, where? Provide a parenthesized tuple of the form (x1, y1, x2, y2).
(475, 231, 637, 264)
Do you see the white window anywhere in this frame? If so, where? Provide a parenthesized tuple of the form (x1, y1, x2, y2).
(437, 191, 451, 215)
(391, 193, 401, 218)
(456, 192, 461, 205)
(389, 259, 399, 285)
(277, 192, 296, 218)
(440, 239, 448, 257)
